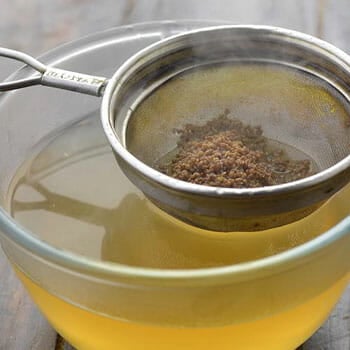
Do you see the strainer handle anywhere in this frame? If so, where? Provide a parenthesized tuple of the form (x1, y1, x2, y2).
(0, 47, 108, 96)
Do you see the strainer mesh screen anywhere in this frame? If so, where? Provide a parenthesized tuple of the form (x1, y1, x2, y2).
(127, 63, 350, 174)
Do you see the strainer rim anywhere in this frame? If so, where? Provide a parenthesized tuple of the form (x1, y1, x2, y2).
(102, 24, 350, 199)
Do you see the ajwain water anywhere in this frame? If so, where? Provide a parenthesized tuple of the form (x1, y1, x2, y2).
(7, 114, 350, 349)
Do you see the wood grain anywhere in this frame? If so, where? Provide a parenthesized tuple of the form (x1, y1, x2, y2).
(0, 0, 320, 55)
(299, 286, 350, 350)
(0, 0, 349, 349)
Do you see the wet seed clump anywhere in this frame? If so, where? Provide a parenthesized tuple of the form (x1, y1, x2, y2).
(158, 110, 312, 188)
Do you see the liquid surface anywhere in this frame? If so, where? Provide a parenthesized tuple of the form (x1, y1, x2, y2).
(8, 114, 350, 268)
(7, 106, 350, 350)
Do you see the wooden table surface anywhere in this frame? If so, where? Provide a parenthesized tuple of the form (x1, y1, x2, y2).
(0, 1, 349, 349)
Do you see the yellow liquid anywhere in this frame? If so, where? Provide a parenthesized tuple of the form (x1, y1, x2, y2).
(16, 269, 349, 350)
(9, 116, 350, 268)
(7, 115, 350, 349)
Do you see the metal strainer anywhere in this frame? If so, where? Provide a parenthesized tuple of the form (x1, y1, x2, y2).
(1, 25, 350, 231)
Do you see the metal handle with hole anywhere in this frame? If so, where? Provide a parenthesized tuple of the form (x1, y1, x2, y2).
(0, 48, 108, 96)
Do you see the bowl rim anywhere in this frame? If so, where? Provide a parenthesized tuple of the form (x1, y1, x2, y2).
(0, 21, 349, 287)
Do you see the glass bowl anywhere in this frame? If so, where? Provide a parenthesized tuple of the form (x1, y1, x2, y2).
(0, 21, 349, 350)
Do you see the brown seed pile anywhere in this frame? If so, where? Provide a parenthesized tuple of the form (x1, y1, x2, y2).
(159, 110, 312, 188)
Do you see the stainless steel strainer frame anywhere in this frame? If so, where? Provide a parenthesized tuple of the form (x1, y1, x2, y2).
(1, 25, 350, 231)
